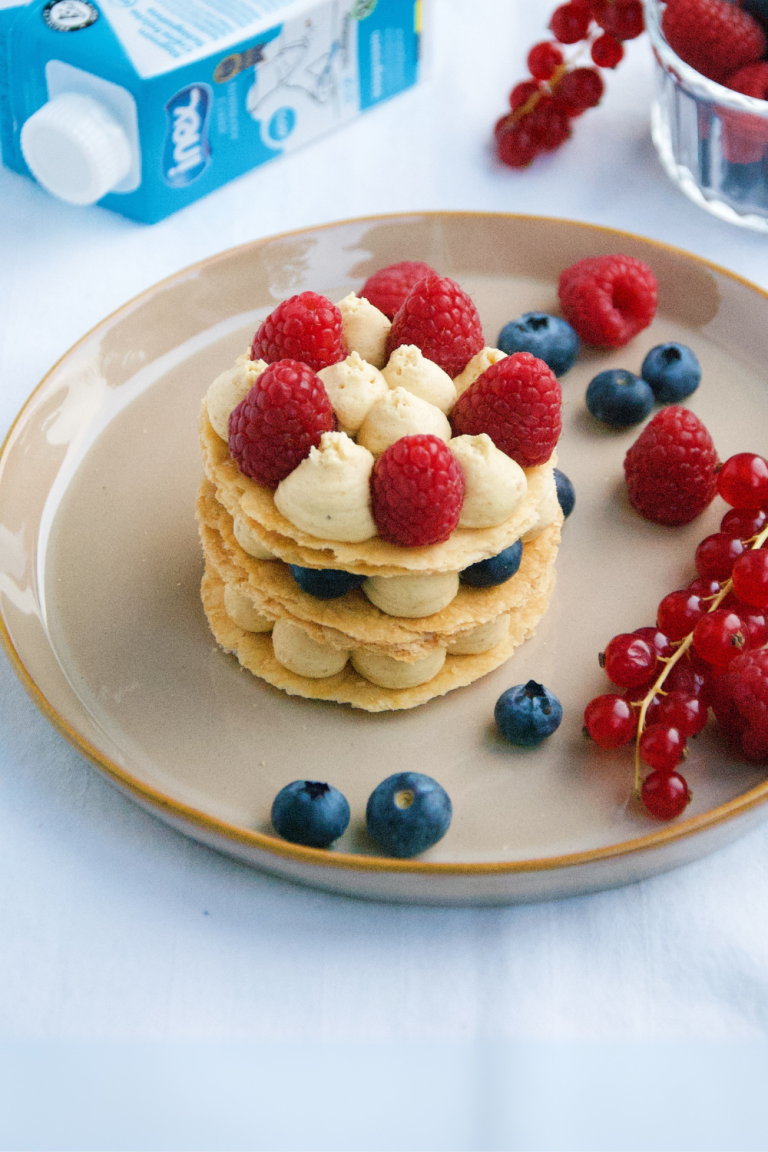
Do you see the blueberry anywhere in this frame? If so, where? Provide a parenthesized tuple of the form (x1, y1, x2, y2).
(460, 540, 523, 588)
(553, 468, 575, 519)
(365, 772, 452, 858)
(586, 369, 654, 428)
(289, 565, 366, 599)
(271, 780, 350, 848)
(640, 343, 701, 404)
(497, 312, 580, 377)
(495, 680, 563, 746)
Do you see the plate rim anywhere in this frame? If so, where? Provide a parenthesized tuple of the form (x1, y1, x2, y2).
(4, 208, 768, 879)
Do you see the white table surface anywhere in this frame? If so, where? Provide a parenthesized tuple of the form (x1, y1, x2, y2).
(3, 3, 768, 1150)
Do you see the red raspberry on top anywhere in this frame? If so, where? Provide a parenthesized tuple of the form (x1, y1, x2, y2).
(228, 359, 335, 490)
(360, 261, 436, 321)
(251, 292, 346, 374)
(450, 352, 562, 469)
(712, 649, 768, 762)
(661, 0, 766, 85)
(370, 435, 465, 548)
(558, 255, 658, 348)
(386, 275, 485, 379)
(623, 406, 719, 526)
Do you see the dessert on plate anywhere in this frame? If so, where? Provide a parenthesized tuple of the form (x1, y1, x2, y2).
(196, 263, 563, 711)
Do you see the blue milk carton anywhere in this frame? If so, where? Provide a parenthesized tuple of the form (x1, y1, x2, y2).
(0, 0, 422, 222)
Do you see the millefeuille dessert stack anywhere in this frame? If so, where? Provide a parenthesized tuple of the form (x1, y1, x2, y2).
(197, 262, 563, 711)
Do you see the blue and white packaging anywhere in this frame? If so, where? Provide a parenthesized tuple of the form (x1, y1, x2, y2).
(0, 0, 422, 222)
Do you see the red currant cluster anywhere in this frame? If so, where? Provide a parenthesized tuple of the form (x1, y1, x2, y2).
(584, 452, 768, 821)
(494, 0, 645, 168)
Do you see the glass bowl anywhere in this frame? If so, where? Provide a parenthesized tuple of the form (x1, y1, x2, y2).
(644, 0, 768, 231)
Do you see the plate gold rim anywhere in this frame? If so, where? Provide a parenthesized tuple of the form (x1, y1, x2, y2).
(3, 209, 768, 879)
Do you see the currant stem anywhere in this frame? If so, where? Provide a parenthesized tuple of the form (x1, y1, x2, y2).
(632, 521, 768, 800)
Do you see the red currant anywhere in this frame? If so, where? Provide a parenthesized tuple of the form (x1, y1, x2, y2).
(633, 626, 673, 660)
(720, 507, 768, 540)
(496, 120, 540, 168)
(641, 770, 691, 820)
(549, 3, 591, 43)
(695, 533, 746, 581)
(509, 80, 541, 111)
(553, 67, 604, 114)
(665, 652, 714, 703)
(717, 453, 768, 509)
(584, 693, 637, 747)
(602, 633, 655, 687)
(647, 691, 708, 737)
(623, 682, 659, 706)
(731, 550, 768, 608)
(527, 41, 564, 80)
(526, 96, 572, 150)
(591, 32, 624, 67)
(657, 590, 705, 641)
(692, 609, 747, 666)
(596, 0, 644, 39)
(687, 577, 722, 600)
(639, 724, 686, 771)
(732, 601, 768, 648)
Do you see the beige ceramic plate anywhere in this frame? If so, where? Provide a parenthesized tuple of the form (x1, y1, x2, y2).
(2, 213, 768, 905)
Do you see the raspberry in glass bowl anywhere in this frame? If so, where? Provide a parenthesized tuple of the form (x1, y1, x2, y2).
(644, 0, 768, 231)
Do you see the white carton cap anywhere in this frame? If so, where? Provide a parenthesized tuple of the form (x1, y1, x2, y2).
(20, 92, 133, 207)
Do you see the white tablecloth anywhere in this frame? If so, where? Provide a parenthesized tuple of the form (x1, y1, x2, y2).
(2, 3, 768, 1149)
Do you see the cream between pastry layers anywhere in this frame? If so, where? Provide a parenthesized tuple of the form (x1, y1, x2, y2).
(198, 298, 561, 709)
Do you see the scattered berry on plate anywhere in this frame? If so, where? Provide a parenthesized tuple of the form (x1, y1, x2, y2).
(451, 352, 562, 468)
(586, 368, 655, 428)
(251, 291, 347, 373)
(386, 275, 484, 378)
(661, 0, 766, 85)
(497, 312, 580, 376)
(460, 540, 523, 587)
(641, 343, 701, 403)
(359, 261, 436, 320)
(623, 405, 719, 525)
(495, 680, 563, 745)
(558, 255, 658, 348)
(228, 359, 335, 489)
(271, 780, 351, 849)
(365, 772, 452, 857)
(370, 434, 465, 547)
(289, 566, 366, 599)
(554, 468, 575, 519)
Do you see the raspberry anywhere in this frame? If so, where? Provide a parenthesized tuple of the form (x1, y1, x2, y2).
(661, 0, 766, 85)
(359, 261, 436, 321)
(228, 359, 335, 489)
(370, 435, 465, 548)
(251, 292, 346, 373)
(451, 352, 562, 468)
(558, 254, 658, 348)
(712, 649, 768, 761)
(387, 275, 485, 379)
(623, 406, 719, 526)
(727, 62, 768, 99)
